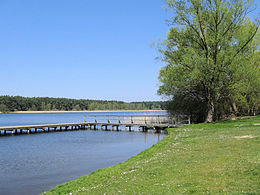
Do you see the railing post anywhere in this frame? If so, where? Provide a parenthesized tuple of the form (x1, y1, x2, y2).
(95, 116, 97, 123)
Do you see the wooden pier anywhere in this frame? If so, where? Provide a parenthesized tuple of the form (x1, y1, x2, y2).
(0, 114, 190, 136)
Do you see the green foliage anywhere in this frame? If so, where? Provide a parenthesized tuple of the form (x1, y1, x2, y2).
(158, 0, 260, 122)
(166, 93, 207, 122)
(0, 103, 10, 113)
(0, 95, 166, 112)
(44, 116, 260, 194)
(231, 51, 260, 115)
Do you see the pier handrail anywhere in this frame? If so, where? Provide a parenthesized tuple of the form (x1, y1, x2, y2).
(85, 114, 171, 124)
(85, 114, 170, 118)
(0, 114, 191, 136)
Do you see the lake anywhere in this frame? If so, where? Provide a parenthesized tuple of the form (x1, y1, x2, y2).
(0, 111, 167, 195)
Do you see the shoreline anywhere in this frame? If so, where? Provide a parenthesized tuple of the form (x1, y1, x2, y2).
(2, 110, 166, 114)
(45, 116, 260, 194)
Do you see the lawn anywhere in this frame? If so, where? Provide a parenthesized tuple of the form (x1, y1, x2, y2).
(45, 116, 260, 194)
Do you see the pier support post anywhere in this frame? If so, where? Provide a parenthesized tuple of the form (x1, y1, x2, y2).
(154, 127, 160, 133)
(141, 126, 147, 132)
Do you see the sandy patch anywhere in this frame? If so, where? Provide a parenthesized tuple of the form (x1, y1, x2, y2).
(253, 123, 260, 126)
(234, 135, 256, 139)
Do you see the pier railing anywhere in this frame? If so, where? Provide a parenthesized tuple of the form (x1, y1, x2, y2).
(84, 114, 190, 125)
(0, 114, 191, 136)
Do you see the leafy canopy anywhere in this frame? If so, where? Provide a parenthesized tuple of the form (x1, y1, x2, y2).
(158, 0, 259, 122)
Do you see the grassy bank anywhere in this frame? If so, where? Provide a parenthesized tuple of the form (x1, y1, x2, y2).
(45, 116, 260, 194)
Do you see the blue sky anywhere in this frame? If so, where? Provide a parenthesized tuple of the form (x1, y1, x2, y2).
(0, 0, 170, 102)
(0, 1, 259, 102)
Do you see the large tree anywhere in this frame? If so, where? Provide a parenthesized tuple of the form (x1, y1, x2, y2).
(158, 0, 259, 122)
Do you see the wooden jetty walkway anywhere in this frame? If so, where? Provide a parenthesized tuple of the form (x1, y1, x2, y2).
(0, 114, 190, 136)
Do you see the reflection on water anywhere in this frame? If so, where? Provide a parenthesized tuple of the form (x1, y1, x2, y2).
(0, 112, 166, 195)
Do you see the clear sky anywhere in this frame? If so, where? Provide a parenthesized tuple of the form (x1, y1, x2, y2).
(0, 1, 259, 102)
(0, 0, 171, 102)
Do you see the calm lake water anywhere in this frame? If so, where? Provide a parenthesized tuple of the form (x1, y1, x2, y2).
(0, 111, 167, 195)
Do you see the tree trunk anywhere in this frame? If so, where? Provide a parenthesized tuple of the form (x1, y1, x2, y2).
(232, 102, 238, 114)
(206, 100, 214, 123)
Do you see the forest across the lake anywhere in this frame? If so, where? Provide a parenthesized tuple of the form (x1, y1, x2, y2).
(0, 95, 166, 113)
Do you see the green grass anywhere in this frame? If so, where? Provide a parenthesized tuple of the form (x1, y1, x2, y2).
(44, 116, 260, 194)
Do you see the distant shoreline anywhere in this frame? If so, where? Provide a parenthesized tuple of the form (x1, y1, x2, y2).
(1, 110, 166, 114)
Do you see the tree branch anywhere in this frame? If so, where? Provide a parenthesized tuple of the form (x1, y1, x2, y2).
(233, 25, 259, 58)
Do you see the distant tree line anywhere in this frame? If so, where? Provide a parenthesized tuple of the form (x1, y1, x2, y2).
(0, 96, 166, 113)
